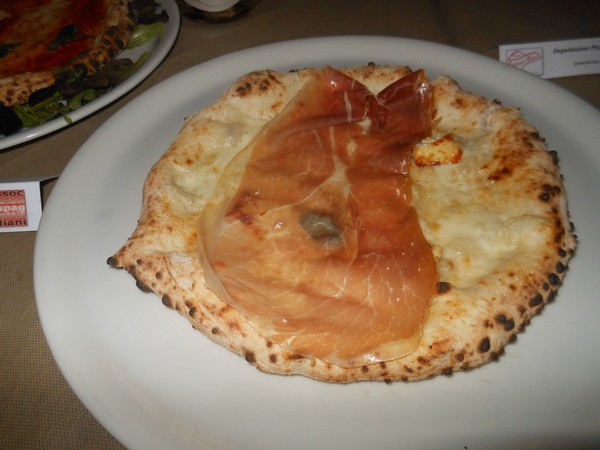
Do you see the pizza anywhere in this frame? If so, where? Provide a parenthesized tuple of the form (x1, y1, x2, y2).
(0, 0, 134, 107)
(108, 65, 576, 383)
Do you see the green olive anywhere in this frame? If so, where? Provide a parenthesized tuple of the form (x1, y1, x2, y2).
(299, 211, 342, 247)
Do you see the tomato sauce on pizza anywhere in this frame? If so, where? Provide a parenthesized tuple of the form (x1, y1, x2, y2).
(0, 0, 107, 78)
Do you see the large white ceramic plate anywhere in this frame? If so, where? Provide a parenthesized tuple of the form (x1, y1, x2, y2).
(0, 0, 180, 150)
(34, 36, 600, 449)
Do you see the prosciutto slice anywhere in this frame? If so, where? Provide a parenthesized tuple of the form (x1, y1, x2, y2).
(199, 68, 438, 367)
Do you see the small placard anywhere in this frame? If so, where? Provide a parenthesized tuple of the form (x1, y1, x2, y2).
(499, 37, 600, 78)
(0, 176, 57, 232)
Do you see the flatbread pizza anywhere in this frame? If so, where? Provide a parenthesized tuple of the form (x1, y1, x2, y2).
(0, 0, 133, 107)
(0, 0, 168, 135)
(108, 65, 576, 382)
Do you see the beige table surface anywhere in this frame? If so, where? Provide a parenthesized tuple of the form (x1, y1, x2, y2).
(1, 1, 599, 448)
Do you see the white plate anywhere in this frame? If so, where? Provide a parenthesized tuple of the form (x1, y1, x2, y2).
(34, 36, 600, 449)
(0, 0, 180, 150)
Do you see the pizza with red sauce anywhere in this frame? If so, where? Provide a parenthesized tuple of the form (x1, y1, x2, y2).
(108, 65, 576, 383)
(0, 0, 133, 107)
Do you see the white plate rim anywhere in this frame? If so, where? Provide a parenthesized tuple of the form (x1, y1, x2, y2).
(0, 0, 180, 150)
(34, 35, 600, 449)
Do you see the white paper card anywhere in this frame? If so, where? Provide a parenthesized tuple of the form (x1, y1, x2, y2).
(499, 37, 600, 78)
(0, 176, 57, 233)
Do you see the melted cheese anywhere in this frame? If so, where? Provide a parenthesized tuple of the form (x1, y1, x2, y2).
(411, 112, 553, 289)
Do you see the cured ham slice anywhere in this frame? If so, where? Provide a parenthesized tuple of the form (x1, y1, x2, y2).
(199, 67, 438, 368)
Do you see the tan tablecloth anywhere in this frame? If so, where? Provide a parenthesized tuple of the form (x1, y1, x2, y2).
(1, 1, 599, 448)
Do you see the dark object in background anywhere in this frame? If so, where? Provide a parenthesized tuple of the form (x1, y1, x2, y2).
(176, 0, 260, 23)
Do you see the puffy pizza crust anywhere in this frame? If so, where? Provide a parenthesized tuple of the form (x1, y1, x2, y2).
(108, 66, 576, 383)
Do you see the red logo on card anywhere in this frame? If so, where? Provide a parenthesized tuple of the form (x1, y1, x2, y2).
(505, 47, 544, 75)
(0, 189, 27, 227)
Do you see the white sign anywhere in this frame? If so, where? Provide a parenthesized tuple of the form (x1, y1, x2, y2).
(0, 176, 57, 232)
(499, 37, 600, 78)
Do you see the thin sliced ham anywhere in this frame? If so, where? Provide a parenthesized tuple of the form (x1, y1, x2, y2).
(199, 67, 438, 368)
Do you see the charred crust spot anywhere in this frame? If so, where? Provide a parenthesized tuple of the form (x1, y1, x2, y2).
(556, 262, 566, 273)
(266, 341, 273, 347)
(539, 184, 561, 202)
(155, 271, 162, 279)
(488, 166, 512, 181)
(244, 351, 256, 364)
(548, 272, 561, 286)
(361, 365, 369, 373)
(235, 82, 253, 96)
(379, 361, 387, 369)
(106, 256, 116, 266)
(436, 281, 452, 294)
(479, 337, 491, 353)
(490, 351, 501, 361)
(455, 353, 465, 362)
(161, 295, 173, 308)
(211, 327, 219, 335)
(452, 97, 465, 108)
(267, 72, 283, 84)
(287, 353, 305, 360)
(257, 75, 279, 92)
(115, 38, 125, 49)
(547, 290, 557, 303)
(417, 356, 429, 365)
(269, 354, 277, 363)
(529, 293, 543, 307)
(495, 314, 515, 331)
(509, 334, 518, 343)
(442, 367, 453, 376)
(404, 365, 414, 374)
(384, 378, 393, 384)
(543, 282, 550, 291)
(484, 319, 493, 329)
(135, 280, 152, 293)
(544, 183, 560, 192)
(136, 259, 143, 266)
(188, 306, 197, 317)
